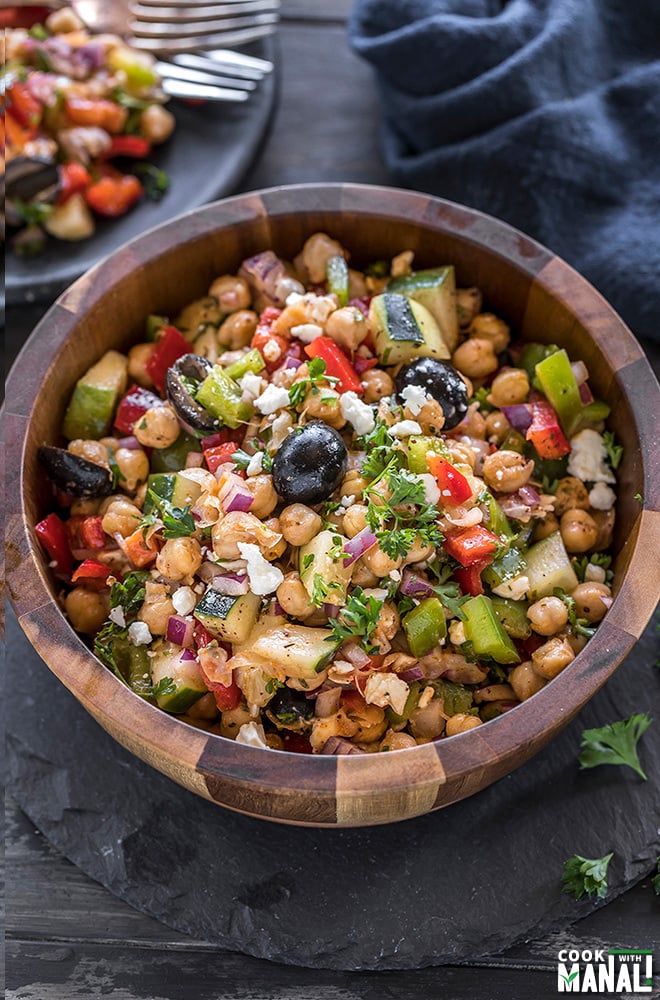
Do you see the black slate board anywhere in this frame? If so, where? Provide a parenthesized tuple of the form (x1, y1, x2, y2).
(5, 606, 660, 971)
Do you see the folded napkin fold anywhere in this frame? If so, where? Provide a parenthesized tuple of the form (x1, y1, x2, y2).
(349, 0, 660, 340)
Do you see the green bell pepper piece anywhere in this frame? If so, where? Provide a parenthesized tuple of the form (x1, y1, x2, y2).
(461, 595, 521, 664)
(501, 428, 527, 454)
(519, 342, 560, 382)
(481, 547, 526, 589)
(577, 399, 611, 425)
(196, 365, 254, 429)
(112, 636, 154, 700)
(490, 597, 532, 639)
(429, 678, 474, 716)
(407, 434, 450, 474)
(483, 491, 515, 540)
(145, 314, 169, 341)
(150, 430, 201, 472)
(402, 597, 447, 657)
(326, 255, 350, 307)
(223, 348, 266, 381)
(535, 348, 582, 435)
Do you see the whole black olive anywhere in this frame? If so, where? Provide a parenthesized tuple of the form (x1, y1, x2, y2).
(266, 687, 314, 731)
(165, 354, 218, 433)
(37, 446, 113, 497)
(271, 420, 347, 505)
(395, 357, 469, 429)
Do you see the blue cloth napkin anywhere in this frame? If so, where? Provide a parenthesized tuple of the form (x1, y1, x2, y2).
(349, 0, 660, 340)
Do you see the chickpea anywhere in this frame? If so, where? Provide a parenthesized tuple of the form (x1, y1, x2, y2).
(176, 296, 222, 333)
(553, 476, 590, 516)
(114, 446, 149, 493)
(342, 503, 368, 538)
(452, 401, 487, 439)
(567, 632, 589, 655)
(445, 713, 483, 736)
(325, 306, 368, 353)
(361, 368, 394, 403)
(381, 729, 417, 751)
(217, 309, 259, 349)
(68, 438, 110, 467)
(301, 388, 345, 429)
(156, 537, 202, 581)
(531, 635, 575, 679)
(208, 274, 251, 313)
(414, 398, 446, 435)
(341, 469, 370, 497)
(244, 474, 278, 518)
(193, 326, 220, 364)
(301, 232, 346, 284)
(532, 512, 560, 542)
(65, 587, 109, 635)
(138, 581, 175, 635)
(452, 338, 499, 380)
(474, 683, 516, 703)
(101, 496, 142, 537)
(46, 6, 85, 31)
(127, 342, 156, 387)
(348, 268, 368, 299)
(456, 287, 483, 328)
(591, 509, 615, 551)
(482, 449, 534, 493)
(279, 504, 322, 546)
(220, 703, 253, 738)
(467, 313, 510, 353)
(488, 368, 529, 408)
(186, 693, 219, 720)
(560, 508, 599, 553)
(351, 556, 379, 588)
(402, 536, 435, 565)
(485, 410, 511, 445)
(263, 518, 287, 558)
(509, 661, 547, 702)
(70, 497, 101, 517)
(139, 104, 176, 144)
(133, 482, 148, 510)
(276, 572, 315, 620)
(134, 405, 180, 449)
(446, 440, 476, 471)
(527, 596, 569, 636)
(409, 699, 446, 739)
(363, 545, 403, 578)
(571, 582, 612, 623)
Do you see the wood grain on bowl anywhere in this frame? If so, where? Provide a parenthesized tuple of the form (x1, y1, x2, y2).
(6, 184, 660, 826)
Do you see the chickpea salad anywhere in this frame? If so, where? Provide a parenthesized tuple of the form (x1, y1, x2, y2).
(3, 7, 175, 255)
(35, 234, 621, 755)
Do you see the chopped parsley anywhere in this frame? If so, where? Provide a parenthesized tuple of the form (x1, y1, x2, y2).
(93, 572, 148, 676)
(135, 164, 170, 202)
(328, 534, 345, 560)
(540, 474, 560, 495)
(150, 676, 177, 699)
(327, 586, 383, 653)
(301, 553, 315, 572)
(232, 446, 272, 473)
(427, 563, 470, 620)
(572, 553, 613, 585)
(602, 430, 623, 470)
(364, 464, 444, 560)
(288, 356, 338, 407)
(140, 489, 196, 539)
(108, 447, 126, 489)
(562, 853, 613, 900)
(8, 198, 53, 226)
(578, 713, 652, 780)
(359, 419, 403, 481)
(310, 574, 342, 607)
(553, 587, 597, 639)
(473, 385, 495, 412)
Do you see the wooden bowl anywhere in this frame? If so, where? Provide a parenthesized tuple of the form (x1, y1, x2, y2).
(6, 184, 660, 827)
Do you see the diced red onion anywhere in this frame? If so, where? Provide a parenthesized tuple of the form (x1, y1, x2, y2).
(349, 296, 370, 317)
(217, 473, 253, 513)
(601, 596, 614, 609)
(283, 354, 303, 370)
(501, 404, 533, 431)
(517, 484, 541, 506)
(73, 42, 105, 71)
(166, 615, 195, 647)
(342, 527, 377, 566)
(579, 382, 594, 405)
(180, 648, 197, 662)
(116, 435, 141, 450)
(321, 736, 365, 755)
(323, 603, 340, 618)
(571, 361, 589, 385)
(315, 687, 342, 718)
(353, 355, 377, 375)
(399, 665, 425, 682)
(211, 573, 249, 596)
(341, 642, 371, 668)
(400, 568, 434, 598)
(269, 598, 286, 616)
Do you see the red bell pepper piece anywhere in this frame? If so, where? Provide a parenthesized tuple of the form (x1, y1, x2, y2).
(303, 337, 363, 393)
(106, 135, 152, 158)
(35, 513, 73, 577)
(426, 453, 473, 505)
(200, 428, 244, 450)
(526, 399, 571, 459)
(71, 558, 112, 588)
(208, 675, 242, 712)
(114, 383, 163, 433)
(79, 515, 107, 550)
(193, 621, 216, 648)
(282, 733, 314, 754)
(454, 560, 490, 597)
(251, 307, 289, 372)
(443, 525, 500, 567)
(204, 441, 239, 473)
(145, 325, 191, 394)
(65, 97, 128, 133)
(121, 526, 159, 567)
(6, 82, 42, 129)
(84, 174, 143, 218)
(57, 162, 92, 205)
(352, 355, 379, 376)
(4, 108, 36, 152)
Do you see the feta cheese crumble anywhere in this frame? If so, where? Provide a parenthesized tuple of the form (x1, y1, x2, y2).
(172, 586, 196, 616)
(567, 429, 616, 484)
(109, 606, 126, 628)
(290, 323, 323, 344)
(128, 621, 152, 646)
(237, 542, 284, 595)
(246, 451, 264, 477)
(364, 672, 410, 717)
(254, 383, 290, 415)
(588, 481, 616, 510)
(340, 391, 375, 435)
(235, 722, 268, 749)
(492, 574, 529, 601)
(400, 383, 430, 416)
(239, 371, 264, 400)
(262, 339, 282, 363)
(389, 420, 422, 437)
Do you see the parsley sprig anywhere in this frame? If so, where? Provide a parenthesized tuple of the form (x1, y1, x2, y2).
(288, 357, 338, 407)
(562, 853, 613, 900)
(365, 464, 444, 560)
(578, 713, 652, 780)
(140, 489, 196, 539)
(427, 562, 470, 620)
(327, 586, 383, 653)
(358, 418, 403, 481)
(94, 572, 148, 676)
(553, 588, 597, 639)
(603, 431, 623, 470)
(310, 574, 342, 607)
(572, 553, 613, 585)
(232, 446, 272, 473)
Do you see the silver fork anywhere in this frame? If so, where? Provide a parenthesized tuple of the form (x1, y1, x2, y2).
(128, 0, 280, 55)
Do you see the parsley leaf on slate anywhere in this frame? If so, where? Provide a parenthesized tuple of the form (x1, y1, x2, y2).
(562, 853, 613, 900)
(578, 714, 652, 780)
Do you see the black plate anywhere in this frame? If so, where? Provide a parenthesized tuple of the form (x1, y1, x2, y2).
(4, 38, 277, 307)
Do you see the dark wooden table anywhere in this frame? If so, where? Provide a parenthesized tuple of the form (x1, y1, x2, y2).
(4, 3, 659, 997)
